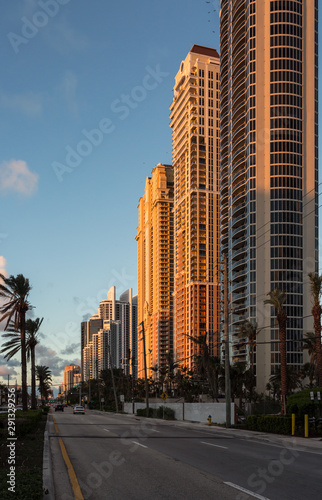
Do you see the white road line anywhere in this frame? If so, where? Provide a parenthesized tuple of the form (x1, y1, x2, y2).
(131, 441, 148, 448)
(201, 441, 228, 449)
(224, 482, 270, 500)
(150, 429, 160, 433)
(103, 428, 110, 432)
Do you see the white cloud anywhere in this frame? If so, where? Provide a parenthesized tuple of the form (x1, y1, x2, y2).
(0, 256, 7, 277)
(44, 17, 90, 54)
(0, 91, 43, 117)
(0, 160, 38, 196)
(57, 70, 78, 116)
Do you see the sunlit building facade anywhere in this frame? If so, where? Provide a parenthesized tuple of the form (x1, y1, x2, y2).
(136, 163, 174, 379)
(170, 45, 221, 369)
(220, 0, 318, 390)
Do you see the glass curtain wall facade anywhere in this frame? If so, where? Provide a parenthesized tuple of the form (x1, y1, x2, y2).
(220, 0, 318, 391)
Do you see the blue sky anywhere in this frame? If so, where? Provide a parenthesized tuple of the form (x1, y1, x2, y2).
(0, 0, 222, 389)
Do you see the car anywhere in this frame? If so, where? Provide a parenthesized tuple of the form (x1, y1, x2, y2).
(62, 403, 68, 408)
(73, 405, 85, 415)
(55, 404, 64, 412)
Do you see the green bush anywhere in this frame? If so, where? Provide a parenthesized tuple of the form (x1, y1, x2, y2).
(13, 409, 43, 437)
(136, 407, 157, 418)
(136, 406, 175, 419)
(156, 406, 175, 420)
(286, 388, 322, 426)
(245, 415, 292, 434)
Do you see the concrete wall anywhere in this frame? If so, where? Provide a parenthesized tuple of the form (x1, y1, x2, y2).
(123, 401, 235, 425)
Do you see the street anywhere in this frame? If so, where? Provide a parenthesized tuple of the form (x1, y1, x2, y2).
(48, 408, 322, 500)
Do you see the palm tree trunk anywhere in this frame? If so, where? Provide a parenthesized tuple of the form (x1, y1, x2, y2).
(279, 313, 287, 415)
(313, 305, 322, 387)
(31, 347, 36, 409)
(20, 313, 28, 412)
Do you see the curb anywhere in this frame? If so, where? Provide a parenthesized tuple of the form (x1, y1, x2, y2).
(43, 417, 55, 500)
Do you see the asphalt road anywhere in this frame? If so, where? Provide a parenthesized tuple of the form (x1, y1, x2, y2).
(48, 408, 322, 500)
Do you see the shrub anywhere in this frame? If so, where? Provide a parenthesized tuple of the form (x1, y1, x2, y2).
(156, 406, 175, 420)
(136, 407, 157, 418)
(245, 415, 292, 434)
(286, 388, 322, 426)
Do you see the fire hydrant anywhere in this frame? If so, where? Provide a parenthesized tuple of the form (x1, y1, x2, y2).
(207, 415, 212, 426)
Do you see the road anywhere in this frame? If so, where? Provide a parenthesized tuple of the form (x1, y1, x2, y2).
(48, 407, 322, 500)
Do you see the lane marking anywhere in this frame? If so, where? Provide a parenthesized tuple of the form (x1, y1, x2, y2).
(103, 428, 110, 432)
(150, 429, 160, 433)
(201, 441, 228, 449)
(131, 441, 148, 448)
(224, 482, 270, 500)
(52, 415, 84, 500)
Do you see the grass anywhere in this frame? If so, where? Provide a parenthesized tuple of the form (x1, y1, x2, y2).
(0, 410, 47, 499)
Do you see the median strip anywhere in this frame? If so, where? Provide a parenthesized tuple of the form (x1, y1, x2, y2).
(52, 415, 84, 500)
(201, 441, 228, 449)
(224, 482, 270, 500)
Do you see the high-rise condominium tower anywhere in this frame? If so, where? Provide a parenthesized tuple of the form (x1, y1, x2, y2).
(136, 163, 174, 379)
(220, 0, 318, 390)
(170, 45, 221, 369)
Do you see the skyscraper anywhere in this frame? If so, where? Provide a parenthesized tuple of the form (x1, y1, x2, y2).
(220, 0, 318, 390)
(170, 45, 221, 369)
(81, 287, 138, 380)
(136, 163, 174, 379)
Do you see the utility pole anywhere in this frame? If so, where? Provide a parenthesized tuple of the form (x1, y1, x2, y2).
(140, 321, 149, 416)
(223, 252, 231, 428)
(107, 341, 118, 413)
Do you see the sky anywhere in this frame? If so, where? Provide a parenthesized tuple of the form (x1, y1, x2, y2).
(0, 0, 223, 391)
(0, 1, 321, 395)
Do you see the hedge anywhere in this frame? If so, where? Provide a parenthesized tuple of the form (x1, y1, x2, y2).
(286, 388, 322, 425)
(245, 415, 292, 434)
(136, 406, 175, 420)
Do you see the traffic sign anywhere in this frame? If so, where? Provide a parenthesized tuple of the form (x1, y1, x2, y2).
(160, 392, 168, 400)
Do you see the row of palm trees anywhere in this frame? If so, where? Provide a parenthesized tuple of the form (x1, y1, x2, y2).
(0, 272, 52, 410)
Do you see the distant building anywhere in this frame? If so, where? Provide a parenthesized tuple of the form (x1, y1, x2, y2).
(62, 365, 81, 394)
(136, 163, 174, 379)
(81, 287, 138, 380)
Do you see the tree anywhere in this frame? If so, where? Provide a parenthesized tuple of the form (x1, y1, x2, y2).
(36, 365, 52, 402)
(0, 273, 32, 411)
(1, 317, 43, 409)
(264, 288, 287, 415)
(187, 332, 219, 400)
(308, 272, 322, 386)
(302, 331, 318, 384)
(26, 318, 43, 409)
(269, 366, 301, 394)
(237, 320, 263, 402)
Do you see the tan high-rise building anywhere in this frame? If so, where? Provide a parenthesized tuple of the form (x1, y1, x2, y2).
(170, 45, 221, 369)
(220, 0, 318, 390)
(136, 163, 174, 379)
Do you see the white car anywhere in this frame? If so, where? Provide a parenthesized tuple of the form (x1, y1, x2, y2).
(73, 405, 85, 414)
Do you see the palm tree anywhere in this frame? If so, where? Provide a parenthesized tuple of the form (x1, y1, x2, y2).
(237, 320, 263, 402)
(188, 332, 219, 400)
(264, 288, 287, 415)
(302, 332, 318, 383)
(0, 273, 32, 411)
(1, 317, 43, 409)
(26, 318, 43, 409)
(308, 272, 322, 386)
(36, 365, 52, 402)
(269, 366, 301, 394)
